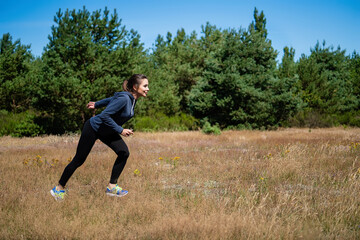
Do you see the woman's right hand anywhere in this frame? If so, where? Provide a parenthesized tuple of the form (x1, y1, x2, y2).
(121, 129, 134, 137)
(87, 101, 95, 109)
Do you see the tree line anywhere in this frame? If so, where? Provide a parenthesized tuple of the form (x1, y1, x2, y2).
(1, 7, 359, 136)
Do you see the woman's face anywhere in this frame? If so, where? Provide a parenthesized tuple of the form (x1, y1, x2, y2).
(134, 78, 149, 98)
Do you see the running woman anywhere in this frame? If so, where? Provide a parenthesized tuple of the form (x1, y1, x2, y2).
(50, 74, 149, 200)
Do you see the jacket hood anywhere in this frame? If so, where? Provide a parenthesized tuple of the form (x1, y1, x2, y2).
(114, 91, 135, 100)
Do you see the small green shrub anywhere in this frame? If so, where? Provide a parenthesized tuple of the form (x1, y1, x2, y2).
(0, 110, 18, 136)
(0, 110, 43, 137)
(225, 123, 253, 130)
(202, 122, 221, 135)
(336, 111, 360, 128)
(287, 109, 334, 128)
(132, 112, 199, 132)
(349, 115, 360, 127)
(12, 115, 43, 137)
(286, 109, 360, 128)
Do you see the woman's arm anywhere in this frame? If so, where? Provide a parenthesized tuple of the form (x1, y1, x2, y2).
(94, 97, 113, 108)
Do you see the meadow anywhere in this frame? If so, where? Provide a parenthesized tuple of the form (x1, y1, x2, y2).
(0, 128, 360, 239)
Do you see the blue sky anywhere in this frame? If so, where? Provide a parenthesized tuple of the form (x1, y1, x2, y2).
(0, 0, 359, 61)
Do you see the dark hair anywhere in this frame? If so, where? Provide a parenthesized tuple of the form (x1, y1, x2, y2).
(123, 74, 148, 92)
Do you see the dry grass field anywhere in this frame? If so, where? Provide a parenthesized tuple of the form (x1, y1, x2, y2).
(0, 128, 360, 239)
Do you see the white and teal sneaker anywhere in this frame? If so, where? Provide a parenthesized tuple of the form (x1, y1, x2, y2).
(50, 186, 66, 201)
(106, 184, 128, 197)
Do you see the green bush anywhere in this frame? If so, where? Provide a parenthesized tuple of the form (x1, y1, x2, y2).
(0, 110, 17, 136)
(286, 110, 335, 128)
(349, 116, 360, 127)
(12, 115, 43, 137)
(202, 122, 221, 135)
(335, 111, 360, 128)
(0, 110, 43, 137)
(286, 109, 360, 128)
(132, 112, 199, 132)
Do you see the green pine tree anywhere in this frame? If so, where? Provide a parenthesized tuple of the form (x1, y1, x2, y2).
(189, 9, 301, 129)
(297, 41, 358, 114)
(0, 33, 33, 112)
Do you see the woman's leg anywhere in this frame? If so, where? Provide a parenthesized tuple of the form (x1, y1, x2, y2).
(100, 134, 129, 184)
(58, 120, 98, 187)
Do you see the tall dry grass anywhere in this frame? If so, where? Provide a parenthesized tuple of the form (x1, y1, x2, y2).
(0, 128, 360, 239)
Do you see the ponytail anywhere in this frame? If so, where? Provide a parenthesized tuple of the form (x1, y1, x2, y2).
(122, 79, 129, 91)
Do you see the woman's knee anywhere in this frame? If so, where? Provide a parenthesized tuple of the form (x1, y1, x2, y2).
(117, 149, 130, 159)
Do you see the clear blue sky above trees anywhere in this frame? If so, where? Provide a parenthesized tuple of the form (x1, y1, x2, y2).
(0, 0, 359, 61)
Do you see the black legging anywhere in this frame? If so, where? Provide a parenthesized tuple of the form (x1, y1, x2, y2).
(59, 119, 129, 187)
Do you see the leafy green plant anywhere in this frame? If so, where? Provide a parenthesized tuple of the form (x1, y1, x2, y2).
(202, 121, 221, 135)
(12, 115, 43, 137)
(133, 112, 198, 132)
(0, 110, 43, 137)
(0, 110, 19, 136)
